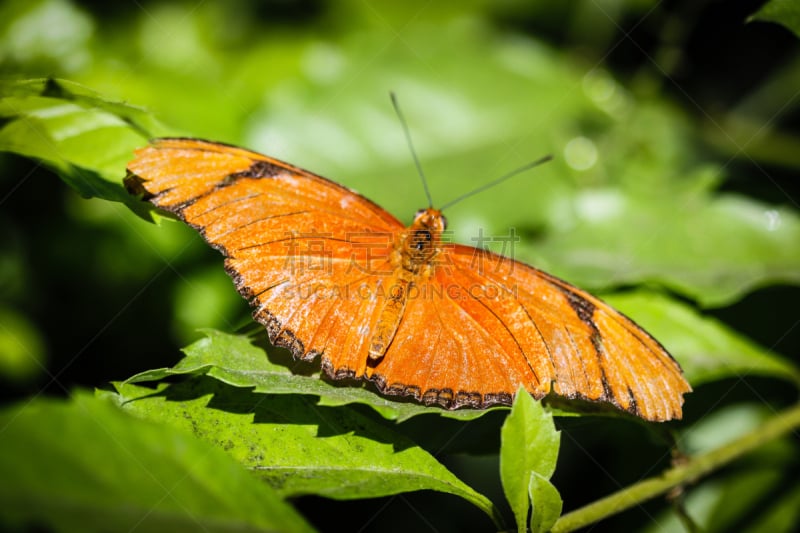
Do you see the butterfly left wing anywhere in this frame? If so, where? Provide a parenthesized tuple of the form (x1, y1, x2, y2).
(125, 138, 406, 377)
(366, 244, 691, 422)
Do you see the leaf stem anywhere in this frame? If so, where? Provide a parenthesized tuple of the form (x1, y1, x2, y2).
(551, 402, 800, 532)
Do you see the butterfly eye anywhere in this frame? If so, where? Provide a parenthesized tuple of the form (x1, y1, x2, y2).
(414, 208, 426, 220)
(440, 214, 448, 230)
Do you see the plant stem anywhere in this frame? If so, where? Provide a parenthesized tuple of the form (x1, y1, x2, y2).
(550, 402, 800, 533)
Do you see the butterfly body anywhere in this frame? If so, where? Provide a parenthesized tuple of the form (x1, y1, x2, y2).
(126, 138, 691, 421)
(369, 208, 445, 359)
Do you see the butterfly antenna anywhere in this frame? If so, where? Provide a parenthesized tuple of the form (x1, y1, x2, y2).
(391, 92, 433, 208)
(439, 154, 553, 211)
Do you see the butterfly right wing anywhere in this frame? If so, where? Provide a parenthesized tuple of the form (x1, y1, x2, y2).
(366, 244, 690, 421)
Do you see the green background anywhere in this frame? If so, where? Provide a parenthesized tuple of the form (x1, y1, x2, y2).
(1, 0, 799, 531)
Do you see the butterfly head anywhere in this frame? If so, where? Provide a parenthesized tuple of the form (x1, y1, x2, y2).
(413, 207, 447, 232)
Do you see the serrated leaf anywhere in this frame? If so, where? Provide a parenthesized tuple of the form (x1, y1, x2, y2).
(0, 391, 313, 533)
(603, 291, 800, 387)
(529, 472, 563, 533)
(125, 328, 506, 422)
(500, 388, 561, 533)
(105, 379, 503, 528)
(749, 0, 800, 38)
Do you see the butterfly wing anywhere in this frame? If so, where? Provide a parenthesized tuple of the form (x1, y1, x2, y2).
(127, 138, 690, 421)
(126, 138, 404, 377)
(368, 244, 691, 421)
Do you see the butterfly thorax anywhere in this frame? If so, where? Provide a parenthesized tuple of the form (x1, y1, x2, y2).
(394, 208, 446, 275)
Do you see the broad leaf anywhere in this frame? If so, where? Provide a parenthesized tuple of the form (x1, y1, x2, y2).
(499, 388, 561, 533)
(0, 392, 313, 533)
(106, 379, 503, 528)
(531, 189, 800, 308)
(6, 20, 800, 309)
(230, 35, 800, 307)
(125, 328, 506, 422)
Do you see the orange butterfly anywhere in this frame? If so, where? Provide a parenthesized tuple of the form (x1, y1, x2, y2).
(125, 138, 691, 422)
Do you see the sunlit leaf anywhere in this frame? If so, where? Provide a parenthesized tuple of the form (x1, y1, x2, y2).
(500, 389, 561, 533)
(533, 188, 800, 308)
(0, 78, 169, 215)
(105, 380, 503, 528)
(529, 472, 562, 533)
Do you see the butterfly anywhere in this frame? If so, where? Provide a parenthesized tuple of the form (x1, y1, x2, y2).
(125, 138, 691, 422)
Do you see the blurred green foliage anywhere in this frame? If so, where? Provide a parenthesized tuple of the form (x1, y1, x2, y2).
(0, 391, 315, 532)
(1, 0, 800, 531)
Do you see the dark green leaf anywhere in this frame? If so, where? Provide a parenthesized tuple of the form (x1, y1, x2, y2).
(0, 392, 314, 533)
(0, 307, 45, 382)
(750, 0, 800, 38)
(744, 484, 800, 533)
(644, 404, 798, 533)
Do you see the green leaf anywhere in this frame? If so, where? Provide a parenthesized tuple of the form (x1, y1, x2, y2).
(126, 328, 506, 422)
(0, 391, 314, 533)
(680, 403, 791, 455)
(105, 379, 503, 528)
(750, 0, 800, 39)
(528, 472, 563, 533)
(0, 78, 169, 215)
(500, 388, 561, 533)
(532, 189, 800, 308)
(603, 291, 800, 387)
